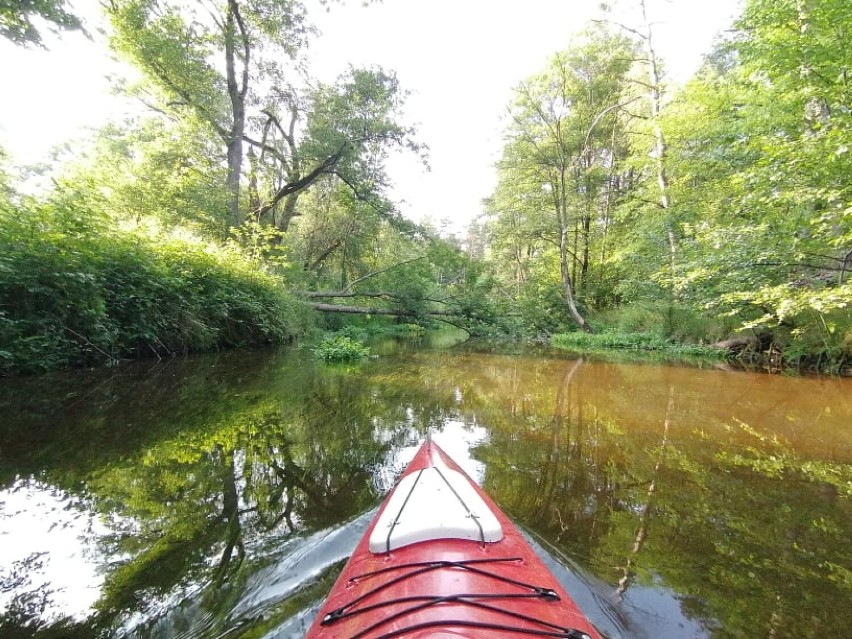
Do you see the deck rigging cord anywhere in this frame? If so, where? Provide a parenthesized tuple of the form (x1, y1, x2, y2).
(432, 463, 486, 545)
(321, 557, 592, 639)
(382, 468, 424, 553)
(320, 439, 594, 639)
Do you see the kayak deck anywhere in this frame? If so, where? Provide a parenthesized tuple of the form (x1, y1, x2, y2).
(368, 460, 503, 553)
(306, 441, 600, 639)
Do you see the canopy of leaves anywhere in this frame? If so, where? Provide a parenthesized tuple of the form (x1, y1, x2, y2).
(481, 0, 852, 367)
(0, 0, 83, 46)
(650, 0, 852, 361)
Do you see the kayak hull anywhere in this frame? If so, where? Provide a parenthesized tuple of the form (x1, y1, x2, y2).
(305, 440, 600, 639)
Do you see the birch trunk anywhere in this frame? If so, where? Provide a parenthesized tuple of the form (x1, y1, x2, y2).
(639, 0, 677, 300)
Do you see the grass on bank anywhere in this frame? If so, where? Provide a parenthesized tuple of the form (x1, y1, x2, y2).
(574, 302, 852, 373)
(551, 331, 729, 361)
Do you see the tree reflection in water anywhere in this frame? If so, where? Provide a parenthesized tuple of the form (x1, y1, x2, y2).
(0, 345, 850, 638)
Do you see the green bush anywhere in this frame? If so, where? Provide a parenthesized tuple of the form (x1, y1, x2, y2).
(0, 203, 312, 376)
(762, 308, 852, 373)
(589, 302, 732, 343)
(312, 336, 371, 362)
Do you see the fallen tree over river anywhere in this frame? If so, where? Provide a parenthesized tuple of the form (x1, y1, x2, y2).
(307, 302, 455, 317)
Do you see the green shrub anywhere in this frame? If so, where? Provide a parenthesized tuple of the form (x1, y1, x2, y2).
(0, 203, 312, 376)
(312, 336, 371, 362)
(763, 308, 852, 373)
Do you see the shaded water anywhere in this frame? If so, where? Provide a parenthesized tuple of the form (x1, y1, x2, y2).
(1, 337, 850, 638)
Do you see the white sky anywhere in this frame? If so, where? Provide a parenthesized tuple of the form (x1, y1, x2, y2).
(0, 0, 742, 232)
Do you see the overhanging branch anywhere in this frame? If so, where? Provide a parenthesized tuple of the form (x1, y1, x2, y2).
(252, 145, 347, 219)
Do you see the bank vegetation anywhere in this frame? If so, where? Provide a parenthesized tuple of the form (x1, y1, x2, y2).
(1, 0, 851, 376)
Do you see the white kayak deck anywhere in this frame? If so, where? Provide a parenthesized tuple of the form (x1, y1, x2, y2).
(368, 463, 504, 554)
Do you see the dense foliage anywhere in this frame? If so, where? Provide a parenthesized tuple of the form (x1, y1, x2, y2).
(481, 0, 852, 371)
(0, 197, 312, 376)
(312, 334, 371, 362)
(0, 0, 489, 377)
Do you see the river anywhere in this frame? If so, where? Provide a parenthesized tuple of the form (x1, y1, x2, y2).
(1, 335, 850, 638)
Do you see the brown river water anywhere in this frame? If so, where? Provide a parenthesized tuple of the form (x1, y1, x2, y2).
(0, 334, 850, 638)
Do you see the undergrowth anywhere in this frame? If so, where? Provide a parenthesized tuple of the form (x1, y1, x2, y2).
(312, 335, 371, 362)
(0, 204, 313, 376)
(551, 331, 728, 360)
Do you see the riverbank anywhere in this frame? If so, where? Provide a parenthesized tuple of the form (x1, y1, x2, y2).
(551, 331, 852, 376)
(3, 205, 848, 378)
(0, 208, 313, 376)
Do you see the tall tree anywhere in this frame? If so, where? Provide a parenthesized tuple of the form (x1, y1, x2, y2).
(107, 0, 308, 226)
(107, 0, 421, 229)
(490, 27, 637, 332)
(600, 0, 679, 305)
(250, 65, 422, 233)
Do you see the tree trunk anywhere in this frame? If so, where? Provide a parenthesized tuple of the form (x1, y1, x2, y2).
(213, 446, 244, 586)
(246, 147, 260, 214)
(555, 164, 592, 333)
(616, 385, 674, 601)
(226, 131, 244, 227)
(560, 227, 592, 332)
(275, 192, 297, 231)
(309, 303, 455, 317)
(224, 0, 250, 228)
(639, 0, 677, 301)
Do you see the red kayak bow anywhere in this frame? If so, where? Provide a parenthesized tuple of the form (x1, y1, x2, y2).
(305, 440, 601, 639)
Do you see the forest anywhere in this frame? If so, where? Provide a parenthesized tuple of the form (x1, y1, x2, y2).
(1, 0, 851, 376)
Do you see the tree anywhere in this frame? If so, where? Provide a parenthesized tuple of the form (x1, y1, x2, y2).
(595, 0, 685, 317)
(0, 0, 83, 47)
(251, 65, 422, 233)
(107, 0, 422, 229)
(489, 27, 638, 332)
(655, 0, 852, 358)
(52, 117, 232, 235)
(107, 0, 308, 226)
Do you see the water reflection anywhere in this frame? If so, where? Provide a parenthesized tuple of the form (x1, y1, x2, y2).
(0, 480, 104, 621)
(0, 345, 850, 638)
